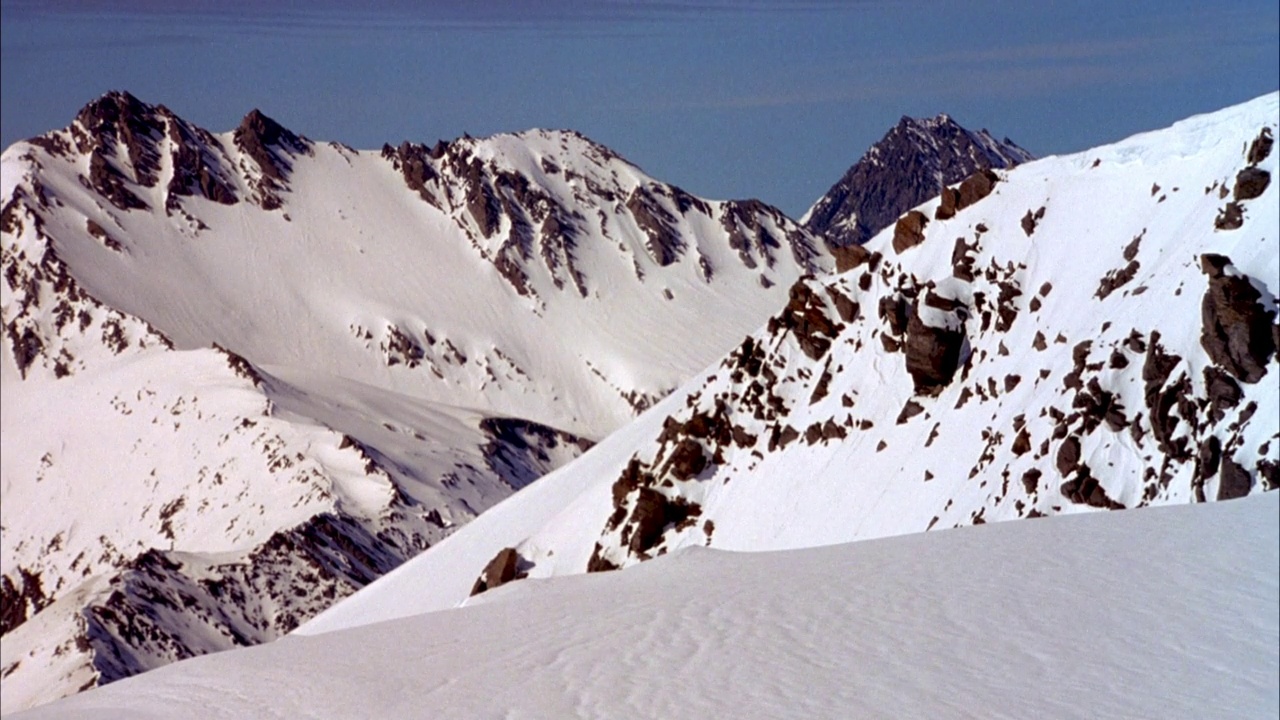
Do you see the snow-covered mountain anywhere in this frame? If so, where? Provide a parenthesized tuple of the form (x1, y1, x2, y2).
(803, 113, 1033, 247)
(15, 489, 1279, 720)
(0, 91, 831, 712)
(300, 92, 1279, 635)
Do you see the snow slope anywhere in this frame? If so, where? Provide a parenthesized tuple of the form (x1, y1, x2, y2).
(0, 91, 829, 709)
(302, 91, 1279, 634)
(16, 492, 1279, 720)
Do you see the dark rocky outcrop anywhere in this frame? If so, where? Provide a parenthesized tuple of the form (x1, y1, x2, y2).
(666, 438, 708, 481)
(1059, 468, 1124, 509)
(469, 547, 525, 596)
(381, 141, 442, 207)
(1141, 333, 1193, 461)
(831, 243, 873, 272)
(934, 187, 960, 220)
(1247, 127, 1274, 165)
(80, 510, 428, 689)
(233, 109, 307, 182)
(1020, 206, 1045, 236)
(1095, 260, 1140, 300)
(892, 211, 929, 254)
(955, 169, 999, 210)
(1021, 469, 1042, 495)
(0, 569, 48, 636)
(622, 489, 701, 557)
(1199, 254, 1277, 383)
(770, 279, 842, 360)
(479, 417, 594, 491)
(1214, 202, 1244, 230)
(1056, 435, 1082, 477)
(233, 109, 310, 210)
(1233, 167, 1270, 201)
(1217, 456, 1253, 500)
(627, 186, 685, 266)
(87, 151, 149, 211)
(934, 169, 1002, 220)
(1202, 366, 1243, 422)
(904, 310, 966, 396)
(164, 114, 237, 208)
(74, 91, 163, 188)
(951, 237, 978, 281)
(896, 400, 925, 424)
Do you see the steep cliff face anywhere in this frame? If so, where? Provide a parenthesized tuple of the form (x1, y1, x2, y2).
(804, 113, 1032, 247)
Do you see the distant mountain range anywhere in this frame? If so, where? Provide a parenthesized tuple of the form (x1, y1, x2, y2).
(3, 90, 1276, 715)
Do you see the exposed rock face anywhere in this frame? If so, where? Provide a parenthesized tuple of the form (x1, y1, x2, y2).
(1247, 126, 1274, 165)
(913, 168, 1000, 246)
(1217, 457, 1254, 500)
(1233, 167, 1270, 201)
(770, 279, 843, 360)
(935, 186, 959, 220)
(804, 113, 1031, 247)
(470, 547, 524, 596)
(382, 130, 826, 300)
(0, 570, 47, 636)
(892, 211, 929, 254)
(233, 109, 308, 182)
(831, 243, 873, 273)
(1214, 126, 1273, 231)
(1020, 206, 1045, 236)
(232, 109, 311, 210)
(1214, 202, 1245, 230)
(904, 310, 966, 396)
(955, 169, 1000, 210)
(479, 417, 595, 490)
(1199, 254, 1277, 383)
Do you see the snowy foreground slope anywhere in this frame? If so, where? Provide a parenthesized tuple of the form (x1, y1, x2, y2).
(304, 92, 1279, 634)
(18, 493, 1279, 720)
(0, 92, 830, 709)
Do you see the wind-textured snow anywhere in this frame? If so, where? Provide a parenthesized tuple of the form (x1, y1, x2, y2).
(302, 91, 1279, 634)
(15, 493, 1278, 720)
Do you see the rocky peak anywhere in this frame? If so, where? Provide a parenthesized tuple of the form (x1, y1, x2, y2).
(234, 109, 308, 179)
(236, 110, 307, 159)
(231, 108, 310, 209)
(804, 113, 1032, 247)
(73, 90, 155, 139)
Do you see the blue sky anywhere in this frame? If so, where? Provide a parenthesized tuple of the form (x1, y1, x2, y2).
(2, 1, 1277, 216)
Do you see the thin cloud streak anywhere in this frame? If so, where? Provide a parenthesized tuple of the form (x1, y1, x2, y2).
(606, 25, 1274, 114)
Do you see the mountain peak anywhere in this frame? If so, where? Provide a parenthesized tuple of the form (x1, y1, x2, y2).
(898, 112, 955, 130)
(74, 90, 150, 130)
(803, 112, 1032, 247)
(236, 108, 302, 149)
